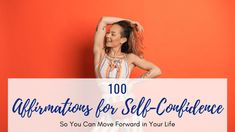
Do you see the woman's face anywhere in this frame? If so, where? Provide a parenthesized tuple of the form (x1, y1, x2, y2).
(105, 24, 127, 48)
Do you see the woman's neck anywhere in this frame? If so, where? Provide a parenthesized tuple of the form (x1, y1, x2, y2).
(109, 47, 123, 57)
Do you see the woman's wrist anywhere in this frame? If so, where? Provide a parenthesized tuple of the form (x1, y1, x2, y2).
(140, 71, 151, 78)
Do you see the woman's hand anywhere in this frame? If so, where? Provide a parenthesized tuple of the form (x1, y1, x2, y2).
(131, 21, 144, 32)
(140, 68, 161, 78)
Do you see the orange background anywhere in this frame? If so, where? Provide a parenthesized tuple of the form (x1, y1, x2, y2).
(0, 0, 234, 131)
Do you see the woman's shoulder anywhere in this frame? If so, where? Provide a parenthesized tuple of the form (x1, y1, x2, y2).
(126, 53, 141, 59)
(126, 53, 143, 63)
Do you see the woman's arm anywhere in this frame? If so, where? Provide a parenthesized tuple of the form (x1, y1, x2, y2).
(128, 54, 161, 78)
(93, 17, 106, 66)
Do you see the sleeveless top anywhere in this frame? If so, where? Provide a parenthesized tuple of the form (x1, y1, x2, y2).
(96, 54, 129, 78)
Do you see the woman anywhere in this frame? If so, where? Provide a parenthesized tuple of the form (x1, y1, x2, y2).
(94, 16, 161, 78)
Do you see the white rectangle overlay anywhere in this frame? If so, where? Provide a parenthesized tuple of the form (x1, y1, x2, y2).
(8, 79, 227, 132)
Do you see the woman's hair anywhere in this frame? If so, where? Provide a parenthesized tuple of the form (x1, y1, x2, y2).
(104, 20, 144, 57)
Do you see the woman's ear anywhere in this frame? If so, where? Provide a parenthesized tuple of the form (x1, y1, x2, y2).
(121, 37, 127, 44)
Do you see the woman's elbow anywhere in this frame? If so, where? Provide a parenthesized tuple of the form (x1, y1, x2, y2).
(100, 16, 108, 23)
(152, 67, 162, 77)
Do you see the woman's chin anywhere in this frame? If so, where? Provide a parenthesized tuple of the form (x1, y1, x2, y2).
(106, 43, 112, 47)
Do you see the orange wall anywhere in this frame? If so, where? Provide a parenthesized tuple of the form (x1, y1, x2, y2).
(1, 0, 234, 131)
